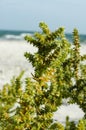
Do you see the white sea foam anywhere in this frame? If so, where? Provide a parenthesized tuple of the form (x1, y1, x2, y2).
(3, 33, 31, 40)
(4, 34, 22, 40)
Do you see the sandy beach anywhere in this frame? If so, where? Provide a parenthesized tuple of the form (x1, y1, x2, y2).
(0, 40, 85, 123)
(0, 40, 37, 88)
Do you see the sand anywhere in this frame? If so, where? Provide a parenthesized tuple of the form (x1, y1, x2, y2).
(0, 40, 85, 123)
(0, 40, 37, 88)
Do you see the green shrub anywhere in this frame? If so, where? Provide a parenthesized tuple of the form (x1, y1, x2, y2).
(0, 22, 86, 129)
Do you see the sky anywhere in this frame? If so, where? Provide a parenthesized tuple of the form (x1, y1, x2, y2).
(0, 0, 86, 34)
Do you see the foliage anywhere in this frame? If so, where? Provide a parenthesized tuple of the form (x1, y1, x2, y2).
(0, 22, 86, 129)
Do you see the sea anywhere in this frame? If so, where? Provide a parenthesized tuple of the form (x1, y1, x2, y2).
(0, 30, 34, 41)
(0, 29, 86, 44)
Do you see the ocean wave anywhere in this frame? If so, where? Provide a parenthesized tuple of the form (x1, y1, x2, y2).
(0, 32, 33, 41)
(4, 33, 32, 40)
(4, 34, 23, 40)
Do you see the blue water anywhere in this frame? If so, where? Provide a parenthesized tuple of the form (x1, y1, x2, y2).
(0, 30, 34, 41)
(0, 30, 86, 44)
